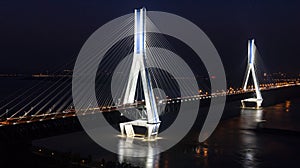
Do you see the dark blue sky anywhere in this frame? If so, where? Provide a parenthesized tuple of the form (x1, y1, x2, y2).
(0, 0, 299, 79)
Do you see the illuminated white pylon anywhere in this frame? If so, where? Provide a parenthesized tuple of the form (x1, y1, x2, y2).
(241, 39, 263, 109)
(120, 7, 160, 138)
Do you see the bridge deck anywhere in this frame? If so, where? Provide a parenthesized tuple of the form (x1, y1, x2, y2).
(0, 82, 299, 127)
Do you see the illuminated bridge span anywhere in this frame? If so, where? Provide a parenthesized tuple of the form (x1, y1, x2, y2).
(0, 80, 299, 127)
(0, 7, 300, 138)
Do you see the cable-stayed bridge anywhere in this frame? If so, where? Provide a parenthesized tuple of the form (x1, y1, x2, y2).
(0, 7, 299, 140)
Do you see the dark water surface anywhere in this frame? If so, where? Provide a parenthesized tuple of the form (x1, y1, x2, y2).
(31, 99, 300, 168)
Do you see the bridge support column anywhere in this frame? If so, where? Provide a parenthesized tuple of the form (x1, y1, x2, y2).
(241, 39, 263, 109)
(119, 7, 161, 139)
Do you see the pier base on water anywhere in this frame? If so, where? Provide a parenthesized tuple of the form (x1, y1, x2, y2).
(119, 120, 160, 139)
(241, 98, 263, 109)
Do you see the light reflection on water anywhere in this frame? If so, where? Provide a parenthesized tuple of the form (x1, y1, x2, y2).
(118, 137, 160, 168)
(116, 107, 267, 168)
(240, 109, 263, 128)
(33, 99, 300, 168)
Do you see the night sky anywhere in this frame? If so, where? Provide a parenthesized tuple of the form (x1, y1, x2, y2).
(1, 0, 299, 80)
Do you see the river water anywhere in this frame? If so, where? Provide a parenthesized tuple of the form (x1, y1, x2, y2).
(31, 98, 300, 168)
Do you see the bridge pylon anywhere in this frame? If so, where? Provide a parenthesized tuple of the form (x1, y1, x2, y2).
(241, 39, 263, 109)
(119, 7, 161, 139)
